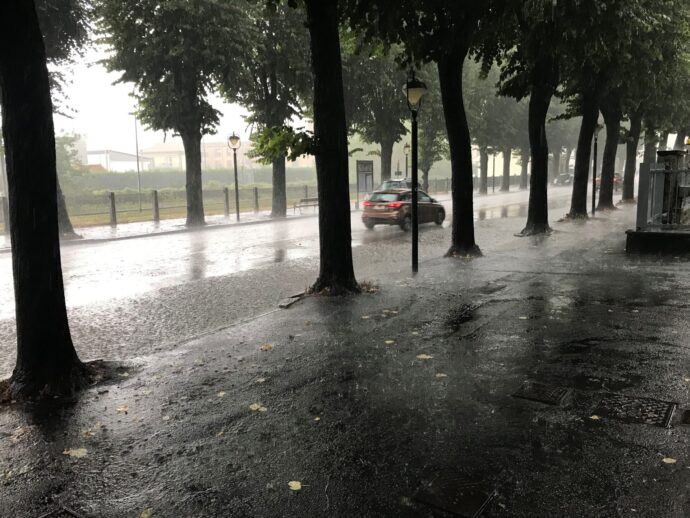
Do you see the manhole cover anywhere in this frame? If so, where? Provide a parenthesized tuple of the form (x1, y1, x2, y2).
(415, 478, 496, 517)
(512, 382, 572, 406)
(37, 507, 85, 518)
(592, 393, 677, 428)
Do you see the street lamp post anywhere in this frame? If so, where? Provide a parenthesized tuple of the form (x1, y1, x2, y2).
(228, 133, 241, 221)
(404, 142, 411, 178)
(404, 71, 428, 274)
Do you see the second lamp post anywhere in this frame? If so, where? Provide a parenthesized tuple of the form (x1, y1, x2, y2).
(404, 72, 428, 274)
(228, 133, 241, 221)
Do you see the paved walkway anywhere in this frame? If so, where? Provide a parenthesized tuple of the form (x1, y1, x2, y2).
(2, 202, 687, 517)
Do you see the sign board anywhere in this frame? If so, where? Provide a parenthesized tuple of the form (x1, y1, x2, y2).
(356, 160, 374, 193)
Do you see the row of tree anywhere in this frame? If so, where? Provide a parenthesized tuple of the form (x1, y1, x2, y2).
(0, 0, 688, 399)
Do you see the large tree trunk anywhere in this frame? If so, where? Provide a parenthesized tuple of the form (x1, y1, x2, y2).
(271, 155, 287, 218)
(380, 138, 394, 183)
(568, 95, 599, 218)
(622, 110, 642, 202)
(521, 76, 553, 235)
(520, 147, 529, 189)
(438, 51, 480, 257)
(0, 0, 87, 398)
(597, 98, 621, 210)
(479, 148, 488, 195)
(422, 168, 430, 192)
(501, 147, 511, 192)
(180, 131, 205, 227)
(56, 178, 79, 238)
(305, 0, 358, 294)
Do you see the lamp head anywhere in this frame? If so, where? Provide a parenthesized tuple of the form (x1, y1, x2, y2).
(228, 133, 241, 150)
(404, 72, 427, 113)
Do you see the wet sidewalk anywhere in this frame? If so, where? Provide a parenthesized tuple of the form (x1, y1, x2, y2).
(1, 204, 687, 518)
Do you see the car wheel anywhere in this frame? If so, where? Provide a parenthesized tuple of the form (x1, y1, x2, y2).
(364, 221, 375, 230)
(400, 215, 411, 232)
(435, 209, 445, 225)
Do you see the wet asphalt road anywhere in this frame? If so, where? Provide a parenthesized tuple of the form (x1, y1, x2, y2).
(0, 188, 571, 377)
(1, 200, 688, 517)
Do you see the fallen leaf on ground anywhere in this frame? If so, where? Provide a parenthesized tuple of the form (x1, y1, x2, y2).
(411, 331, 419, 336)
(260, 343, 274, 351)
(217, 391, 226, 398)
(435, 373, 448, 379)
(116, 405, 129, 414)
(288, 481, 302, 491)
(82, 422, 102, 437)
(416, 354, 433, 360)
(518, 316, 528, 320)
(382, 309, 391, 314)
(314, 416, 321, 422)
(662, 457, 677, 464)
(589, 415, 600, 421)
(256, 378, 267, 384)
(384, 340, 395, 345)
(140, 509, 154, 518)
(63, 448, 87, 458)
(361, 316, 370, 320)
(684, 378, 690, 383)
(162, 415, 170, 421)
(249, 403, 268, 412)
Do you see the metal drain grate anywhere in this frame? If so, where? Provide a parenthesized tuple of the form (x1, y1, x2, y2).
(415, 478, 496, 518)
(592, 393, 677, 428)
(512, 382, 572, 406)
(37, 507, 85, 518)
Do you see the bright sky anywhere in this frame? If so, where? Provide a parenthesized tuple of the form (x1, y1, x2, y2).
(53, 45, 252, 153)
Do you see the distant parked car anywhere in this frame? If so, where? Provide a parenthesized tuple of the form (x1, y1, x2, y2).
(362, 189, 445, 231)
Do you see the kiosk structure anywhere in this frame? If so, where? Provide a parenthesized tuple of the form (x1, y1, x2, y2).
(626, 149, 690, 253)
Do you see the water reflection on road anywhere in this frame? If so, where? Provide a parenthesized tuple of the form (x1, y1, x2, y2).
(0, 192, 569, 319)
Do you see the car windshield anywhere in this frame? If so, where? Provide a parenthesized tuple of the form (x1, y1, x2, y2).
(368, 193, 400, 202)
(380, 180, 407, 189)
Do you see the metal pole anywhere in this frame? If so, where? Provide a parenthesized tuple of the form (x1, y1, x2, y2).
(592, 135, 598, 215)
(253, 187, 259, 213)
(412, 111, 419, 274)
(223, 187, 230, 218)
(492, 154, 496, 193)
(134, 116, 142, 211)
(233, 149, 240, 221)
(405, 154, 409, 177)
(152, 190, 160, 224)
(109, 192, 117, 228)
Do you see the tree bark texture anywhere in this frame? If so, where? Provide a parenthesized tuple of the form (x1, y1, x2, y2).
(622, 111, 642, 201)
(380, 138, 393, 183)
(522, 78, 553, 235)
(271, 155, 287, 218)
(597, 99, 621, 210)
(520, 148, 529, 190)
(501, 147, 511, 192)
(422, 168, 430, 192)
(438, 52, 480, 257)
(0, 0, 86, 398)
(305, 0, 358, 293)
(479, 148, 488, 195)
(569, 95, 599, 218)
(181, 131, 205, 227)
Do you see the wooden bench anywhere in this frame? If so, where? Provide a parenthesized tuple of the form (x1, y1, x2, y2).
(293, 197, 319, 214)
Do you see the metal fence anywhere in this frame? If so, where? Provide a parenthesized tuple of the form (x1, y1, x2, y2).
(0, 179, 452, 231)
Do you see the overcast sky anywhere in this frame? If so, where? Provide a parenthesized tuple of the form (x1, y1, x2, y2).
(53, 46, 253, 154)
